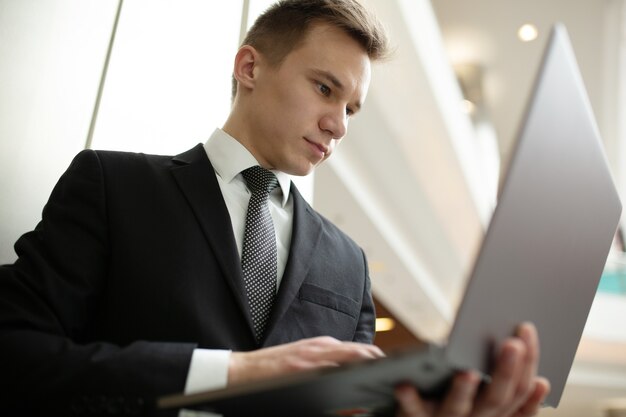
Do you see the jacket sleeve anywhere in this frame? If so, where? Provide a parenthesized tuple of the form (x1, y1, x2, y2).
(352, 249, 376, 344)
(0, 150, 195, 416)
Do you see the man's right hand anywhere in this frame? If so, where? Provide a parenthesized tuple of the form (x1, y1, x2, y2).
(227, 336, 385, 385)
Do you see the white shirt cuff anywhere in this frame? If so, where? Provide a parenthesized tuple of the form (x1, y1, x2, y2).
(184, 348, 231, 394)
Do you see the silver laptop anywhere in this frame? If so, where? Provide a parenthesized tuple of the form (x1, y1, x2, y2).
(159, 24, 622, 416)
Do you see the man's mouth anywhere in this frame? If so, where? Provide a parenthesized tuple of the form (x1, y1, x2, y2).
(305, 138, 328, 156)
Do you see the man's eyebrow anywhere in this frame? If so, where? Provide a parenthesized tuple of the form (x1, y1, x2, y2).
(313, 69, 344, 91)
(312, 69, 362, 112)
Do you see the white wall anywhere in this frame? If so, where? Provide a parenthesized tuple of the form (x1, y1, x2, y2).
(0, 0, 118, 263)
(89, 0, 243, 154)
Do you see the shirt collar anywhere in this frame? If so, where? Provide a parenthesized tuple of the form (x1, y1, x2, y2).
(204, 128, 292, 207)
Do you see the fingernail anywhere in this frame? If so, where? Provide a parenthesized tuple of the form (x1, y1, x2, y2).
(461, 371, 481, 390)
(518, 322, 536, 341)
(503, 344, 520, 365)
(395, 385, 413, 402)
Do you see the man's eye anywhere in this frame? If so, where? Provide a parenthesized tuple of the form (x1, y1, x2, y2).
(318, 83, 331, 96)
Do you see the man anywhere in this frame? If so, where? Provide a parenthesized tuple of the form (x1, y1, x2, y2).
(0, 1, 549, 416)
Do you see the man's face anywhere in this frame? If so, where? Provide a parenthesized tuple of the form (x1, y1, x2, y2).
(245, 22, 371, 176)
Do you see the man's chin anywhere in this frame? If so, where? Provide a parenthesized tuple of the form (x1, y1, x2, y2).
(286, 162, 319, 177)
(290, 169, 314, 177)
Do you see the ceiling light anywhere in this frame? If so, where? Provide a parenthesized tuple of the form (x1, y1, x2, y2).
(368, 261, 386, 273)
(375, 318, 396, 332)
(518, 24, 538, 42)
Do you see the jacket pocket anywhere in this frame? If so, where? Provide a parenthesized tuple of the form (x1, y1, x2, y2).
(298, 283, 360, 319)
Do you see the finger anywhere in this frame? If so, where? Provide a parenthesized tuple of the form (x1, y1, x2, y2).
(497, 324, 541, 417)
(298, 340, 385, 365)
(343, 341, 386, 358)
(321, 347, 381, 363)
(394, 384, 429, 417)
(512, 377, 551, 417)
(436, 371, 481, 417)
(473, 339, 526, 417)
(516, 323, 540, 394)
(285, 359, 343, 371)
(300, 337, 385, 358)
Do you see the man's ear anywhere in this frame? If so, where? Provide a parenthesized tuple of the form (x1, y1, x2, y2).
(233, 45, 260, 92)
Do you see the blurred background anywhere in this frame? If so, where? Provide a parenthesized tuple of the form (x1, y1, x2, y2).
(0, 0, 625, 415)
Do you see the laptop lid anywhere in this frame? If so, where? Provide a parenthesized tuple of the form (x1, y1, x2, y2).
(445, 24, 621, 407)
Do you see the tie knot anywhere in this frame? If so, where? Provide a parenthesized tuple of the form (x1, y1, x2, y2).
(241, 166, 279, 195)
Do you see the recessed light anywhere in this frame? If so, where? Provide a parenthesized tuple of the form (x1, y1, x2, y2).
(518, 24, 538, 42)
(375, 318, 396, 332)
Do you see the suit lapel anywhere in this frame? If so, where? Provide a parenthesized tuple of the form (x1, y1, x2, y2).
(264, 184, 323, 343)
(170, 145, 256, 337)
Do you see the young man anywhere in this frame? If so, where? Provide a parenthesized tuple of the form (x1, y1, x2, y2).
(0, 1, 549, 416)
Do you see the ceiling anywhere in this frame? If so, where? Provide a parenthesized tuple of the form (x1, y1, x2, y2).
(431, 0, 620, 172)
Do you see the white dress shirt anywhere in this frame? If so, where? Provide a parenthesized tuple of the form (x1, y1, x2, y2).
(183, 128, 294, 396)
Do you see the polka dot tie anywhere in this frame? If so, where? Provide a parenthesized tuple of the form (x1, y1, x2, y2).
(241, 166, 280, 343)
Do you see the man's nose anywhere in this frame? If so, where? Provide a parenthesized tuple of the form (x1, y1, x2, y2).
(319, 107, 348, 139)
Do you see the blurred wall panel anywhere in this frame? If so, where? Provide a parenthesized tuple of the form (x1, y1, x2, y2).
(0, 0, 119, 263)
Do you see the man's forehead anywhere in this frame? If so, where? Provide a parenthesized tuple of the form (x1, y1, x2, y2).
(283, 22, 372, 100)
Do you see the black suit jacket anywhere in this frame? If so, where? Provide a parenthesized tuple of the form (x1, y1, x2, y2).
(0, 144, 375, 416)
